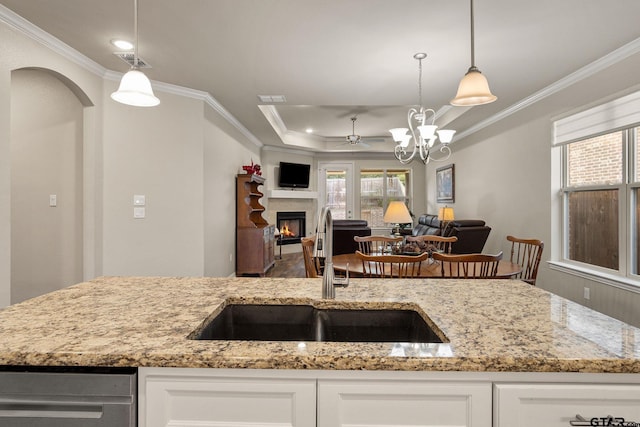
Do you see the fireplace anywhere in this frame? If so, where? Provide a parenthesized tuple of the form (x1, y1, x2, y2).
(276, 211, 306, 245)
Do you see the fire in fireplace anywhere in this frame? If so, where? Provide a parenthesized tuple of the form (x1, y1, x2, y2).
(276, 211, 306, 245)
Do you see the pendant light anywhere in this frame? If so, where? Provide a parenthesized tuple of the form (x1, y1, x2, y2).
(111, 0, 160, 107)
(450, 0, 496, 106)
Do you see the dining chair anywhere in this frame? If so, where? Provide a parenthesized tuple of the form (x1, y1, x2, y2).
(432, 251, 503, 278)
(301, 235, 321, 278)
(405, 235, 458, 254)
(507, 235, 544, 285)
(354, 235, 403, 255)
(355, 250, 428, 278)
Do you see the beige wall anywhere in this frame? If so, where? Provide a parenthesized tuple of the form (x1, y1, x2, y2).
(204, 104, 261, 277)
(426, 51, 640, 327)
(0, 18, 262, 305)
(0, 20, 104, 306)
(10, 69, 84, 303)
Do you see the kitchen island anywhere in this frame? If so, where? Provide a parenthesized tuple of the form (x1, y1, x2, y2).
(0, 276, 639, 426)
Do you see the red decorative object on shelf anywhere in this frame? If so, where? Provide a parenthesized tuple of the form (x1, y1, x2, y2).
(242, 160, 262, 176)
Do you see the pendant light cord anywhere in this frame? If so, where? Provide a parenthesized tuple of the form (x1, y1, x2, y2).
(417, 56, 423, 108)
(133, 0, 139, 68)
(470, 0, 475, 68)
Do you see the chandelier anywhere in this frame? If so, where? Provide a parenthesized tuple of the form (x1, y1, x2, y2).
(389, 53, 456, 164)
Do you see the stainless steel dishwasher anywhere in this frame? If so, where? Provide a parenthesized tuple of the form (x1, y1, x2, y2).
(0, 367, 136, 426)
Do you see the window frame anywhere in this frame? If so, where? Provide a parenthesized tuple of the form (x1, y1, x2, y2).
(555, 126, 640, 288)
(359, 168, 413, 231)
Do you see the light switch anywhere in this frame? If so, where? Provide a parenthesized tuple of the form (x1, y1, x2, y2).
(49, 195, 57, 207)
(134, 207, 146, 219)
(133, 195, 146, 206)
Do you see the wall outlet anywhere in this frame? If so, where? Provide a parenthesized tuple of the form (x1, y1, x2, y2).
(583, 287, 590, 300)
(229, 253, 233, 262)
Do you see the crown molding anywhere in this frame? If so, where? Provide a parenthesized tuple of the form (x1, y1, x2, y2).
(1, 5, 263, 149)
(455, 36, 640, 141)
(4, 4, 640, 152)
(0, 4, 107, 77)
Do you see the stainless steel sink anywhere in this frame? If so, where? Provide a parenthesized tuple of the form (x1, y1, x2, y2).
(189, 304, 444, 343)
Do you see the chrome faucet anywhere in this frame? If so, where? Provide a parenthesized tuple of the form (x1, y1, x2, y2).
(313, 206, 349, 299)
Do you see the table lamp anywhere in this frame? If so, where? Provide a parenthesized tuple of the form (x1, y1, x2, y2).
(384, 201, 413, 236)
(438, 206, 455, 234)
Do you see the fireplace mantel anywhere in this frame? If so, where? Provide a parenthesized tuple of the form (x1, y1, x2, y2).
(267, 190, 318, 199)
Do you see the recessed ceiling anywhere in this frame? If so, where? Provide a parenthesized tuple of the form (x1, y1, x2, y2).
(3, 0, 640, 153)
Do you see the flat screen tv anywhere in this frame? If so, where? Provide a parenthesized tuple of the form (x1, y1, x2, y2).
(278, 162, 310, 188)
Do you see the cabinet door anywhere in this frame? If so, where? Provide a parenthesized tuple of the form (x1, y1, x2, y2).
(318, 379, 491, 427)
(494, 383, 640, 427)
(142, 373, 316, 427)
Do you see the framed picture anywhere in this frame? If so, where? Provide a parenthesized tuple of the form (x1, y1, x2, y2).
(436, 164, 455, 203)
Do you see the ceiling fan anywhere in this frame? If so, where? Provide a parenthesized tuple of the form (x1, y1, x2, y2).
(332, 116, 385, 150)
(345, 116, 363, 145)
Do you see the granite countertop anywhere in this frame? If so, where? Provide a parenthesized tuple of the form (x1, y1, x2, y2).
(0, 276, 639, 373)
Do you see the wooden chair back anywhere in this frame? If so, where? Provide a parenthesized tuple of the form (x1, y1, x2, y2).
(301, 235, 320, 278)
(432, 251, 503, 278)
(507, 235, 544, 285)
(405, 235, 458, 254)
(356, 250, 428, 278)
(354, 235, 403, 255)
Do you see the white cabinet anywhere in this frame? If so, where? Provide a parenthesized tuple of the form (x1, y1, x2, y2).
(140, 369, 316, 427)
(140, 368, 640, 427)
(494, 383, 640, 427)
(318, 379, 492, 427)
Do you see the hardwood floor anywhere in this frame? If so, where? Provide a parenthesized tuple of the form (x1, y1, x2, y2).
(265, 252, 306, 278)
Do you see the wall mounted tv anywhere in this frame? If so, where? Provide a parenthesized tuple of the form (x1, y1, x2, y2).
(278, 162, 311, 188)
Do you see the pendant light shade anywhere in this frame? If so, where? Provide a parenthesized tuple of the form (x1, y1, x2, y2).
(110, 0, 160, 107)
(111, 68, 160, 107)
(450, 66, 496, 106)
(450, 0, 496, 107)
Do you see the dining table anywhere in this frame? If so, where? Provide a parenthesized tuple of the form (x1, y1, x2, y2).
(332, 252, 523, 279)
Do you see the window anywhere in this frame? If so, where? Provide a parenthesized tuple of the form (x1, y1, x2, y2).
(560, 128, 639, 279)
(360, 169, 411, 228)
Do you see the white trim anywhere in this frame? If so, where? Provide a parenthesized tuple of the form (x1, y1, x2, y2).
(267, 190, 319, 199)
(548, 261, 640, 294)
(553, 90, 640, 145)
(0, 4, 107, 77)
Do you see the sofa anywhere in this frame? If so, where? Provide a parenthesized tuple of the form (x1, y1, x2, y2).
(409, 214, 492, 254)
(332, 219, 371, 255)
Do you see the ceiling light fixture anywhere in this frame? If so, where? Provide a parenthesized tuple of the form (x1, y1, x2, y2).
(345, 116, 362, 145)
(450, 0, 497, 106)
(110, 0, 160, 107)
(111, 39, 134, 50)
(389, 53, 456, 164)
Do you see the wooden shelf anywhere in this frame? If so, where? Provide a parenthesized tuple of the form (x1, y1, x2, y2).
(236, 174, 275, 276)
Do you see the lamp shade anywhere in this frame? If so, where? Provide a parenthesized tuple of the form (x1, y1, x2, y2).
(389, 128, 409, 142)
(383, 201, 413, 224)
(437, 129, 456, 144)
(450, 67, 497, 106)
(438, 206, 455, 221)
(111, 68, 160, 107)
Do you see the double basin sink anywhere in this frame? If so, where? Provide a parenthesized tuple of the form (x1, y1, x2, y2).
(190, 303, 445, 343)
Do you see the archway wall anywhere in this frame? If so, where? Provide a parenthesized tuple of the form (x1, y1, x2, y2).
(0, 19, 104, 306)
(10, 69, 85, 303)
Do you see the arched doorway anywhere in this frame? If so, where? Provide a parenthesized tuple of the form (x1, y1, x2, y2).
(10, 68, 89, 303)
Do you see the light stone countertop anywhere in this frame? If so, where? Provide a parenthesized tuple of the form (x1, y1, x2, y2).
(0, 276, 639, 372)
